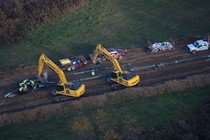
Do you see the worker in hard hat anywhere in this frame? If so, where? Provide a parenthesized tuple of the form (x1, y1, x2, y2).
(19, 86, 23, 92)
(19, 82, 25, 93)
(18, 83, 27, 93)
(23, 79, 29, 84)
(19, 82, 23, 87)
(91, 69, 95, 76)
(29, 80, 36, 90)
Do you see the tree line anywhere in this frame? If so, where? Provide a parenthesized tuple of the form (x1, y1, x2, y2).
(0, 0, 90, 45)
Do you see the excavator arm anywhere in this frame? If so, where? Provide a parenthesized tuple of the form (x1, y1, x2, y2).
(93, 44, 123, 73)
(37, 54, 67, 83)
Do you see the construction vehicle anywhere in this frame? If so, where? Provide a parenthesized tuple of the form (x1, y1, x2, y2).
(92, 44, 140, 87)
(187, 36, 210, 54)
(187, 38, 210, 54)
(107, 48, 125, 59)
(59, 55, 88, 71)
(37, 54, 85, 99)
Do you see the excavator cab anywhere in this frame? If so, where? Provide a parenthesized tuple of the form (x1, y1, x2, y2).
(122, 72, 139, 86)
(56, 82, 85, 97)
(110, 71, 139, 87)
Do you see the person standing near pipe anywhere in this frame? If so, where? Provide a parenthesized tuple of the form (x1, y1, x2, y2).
(91, 69, 95, 76)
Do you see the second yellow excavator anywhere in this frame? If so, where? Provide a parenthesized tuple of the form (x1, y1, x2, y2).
(93, 44, 140, 87)
(37, 54, 85, 99)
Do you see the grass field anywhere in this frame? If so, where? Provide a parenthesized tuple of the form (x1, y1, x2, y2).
(1, 0, 210, 68)
(0, 86, 209, 139)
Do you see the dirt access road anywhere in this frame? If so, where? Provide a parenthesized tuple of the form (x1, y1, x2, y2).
(0, 36, 210, 115)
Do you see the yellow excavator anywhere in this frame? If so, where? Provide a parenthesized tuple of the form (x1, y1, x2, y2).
(37, 54, 85, 99)
(93, 44, 140, 87)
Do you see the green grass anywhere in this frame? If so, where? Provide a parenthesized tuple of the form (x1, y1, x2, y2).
(0, 86, 210, 139)
(1, 0, 210, 68)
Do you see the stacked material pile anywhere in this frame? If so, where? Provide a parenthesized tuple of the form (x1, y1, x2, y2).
(148, 42, 174, 53)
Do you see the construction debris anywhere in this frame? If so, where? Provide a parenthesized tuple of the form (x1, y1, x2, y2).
(148, 42, 174, 53)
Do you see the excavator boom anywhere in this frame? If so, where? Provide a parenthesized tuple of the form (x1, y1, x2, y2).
(38, 54, 67, 83)
(93, 44, 123, 73)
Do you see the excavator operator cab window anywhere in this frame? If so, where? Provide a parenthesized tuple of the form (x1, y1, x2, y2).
(64, 83, 72, 89)
(118, 72, 122, 77)
(56, 85, 64, 92)
(111, 72, 118, 78)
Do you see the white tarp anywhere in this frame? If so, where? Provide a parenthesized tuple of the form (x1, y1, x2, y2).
(148, 42, 174, 53)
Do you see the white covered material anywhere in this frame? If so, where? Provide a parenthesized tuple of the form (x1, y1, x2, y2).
(148, 42, 174, 53)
